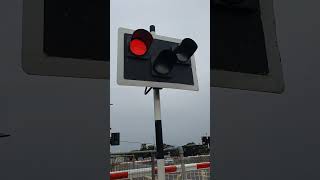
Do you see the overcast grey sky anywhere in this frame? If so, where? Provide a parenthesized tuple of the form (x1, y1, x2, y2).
(110, 0, 210, 152)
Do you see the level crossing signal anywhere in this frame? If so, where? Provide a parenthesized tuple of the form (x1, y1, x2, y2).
(117, 27, 199, 91)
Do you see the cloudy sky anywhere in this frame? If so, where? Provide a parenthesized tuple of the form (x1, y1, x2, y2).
(110, 0, 210, 152)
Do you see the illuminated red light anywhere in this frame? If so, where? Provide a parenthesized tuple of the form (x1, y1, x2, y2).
(129, 29, 153, 57)
(130, 39, 147, 56)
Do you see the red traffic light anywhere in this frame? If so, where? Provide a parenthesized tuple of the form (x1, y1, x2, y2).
(130, 29, 153, 56)
(130, 39, 147, 56)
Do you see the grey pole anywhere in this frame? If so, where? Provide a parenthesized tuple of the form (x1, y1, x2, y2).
(179, 146, 186, 180)
(153, 88, 165, 180)
(151, 152, 156, 180)
(150, 25, 166, 180)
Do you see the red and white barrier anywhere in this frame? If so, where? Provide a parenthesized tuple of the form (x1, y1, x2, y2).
(110, 162, 210, 180)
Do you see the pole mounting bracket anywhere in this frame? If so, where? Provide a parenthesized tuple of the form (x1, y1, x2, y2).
(144, 87, 153, 95)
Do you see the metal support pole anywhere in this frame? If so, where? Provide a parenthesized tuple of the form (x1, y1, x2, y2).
(179, 146, 186, 180)
(153, 88, 165, 180)
(151, 152, 156, 180)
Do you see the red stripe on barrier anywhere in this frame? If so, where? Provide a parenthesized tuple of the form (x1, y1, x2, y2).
(165, 165, 177, 173)
(196, 162, 210, 169)
(110, 172, 128, 180)
(154, 165, 178, 174)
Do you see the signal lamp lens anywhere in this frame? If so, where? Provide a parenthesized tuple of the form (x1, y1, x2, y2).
(174, 38, 198, 63)
(153, 50, 177, 75)
(130, 39, 147, 56)
(130, 29, 153, 56)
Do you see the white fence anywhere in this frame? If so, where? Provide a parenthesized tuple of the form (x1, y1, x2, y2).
(110, 155, 211, 180)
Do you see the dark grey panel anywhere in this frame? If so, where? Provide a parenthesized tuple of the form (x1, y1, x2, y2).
(22, 0, 109, 79)
(44, 0, 109, 61)
(212, 0, 269, 75)
(211, 0, 284, 93)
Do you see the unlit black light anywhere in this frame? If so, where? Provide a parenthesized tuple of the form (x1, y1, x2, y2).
(110, 132, 120, 146)
(130, 29, 153, 56)
(174, 38, 198, 63)
(153, 38, 198, 76)
(153, 49, 177, 75)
